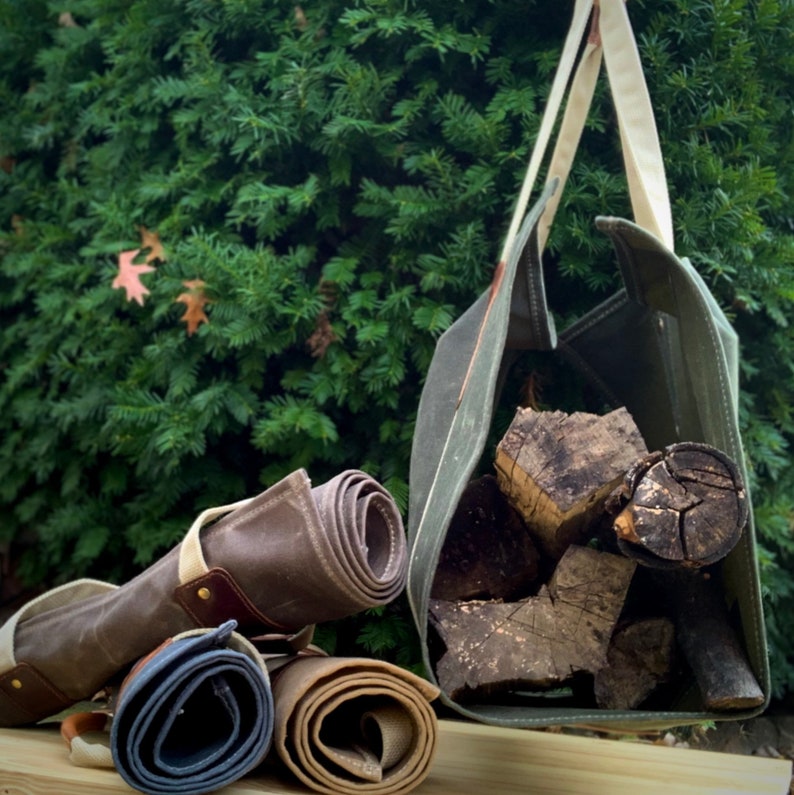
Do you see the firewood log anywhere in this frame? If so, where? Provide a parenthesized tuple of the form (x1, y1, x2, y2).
(429, 546, 636, 700)
(431, 475, 540, 601)
(610, 442, 748, 569)
(495, 407, 648, 559)
(656, 568, 765, 711)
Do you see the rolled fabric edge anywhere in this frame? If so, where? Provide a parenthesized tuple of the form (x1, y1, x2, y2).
(270, 656, 439, 795)
(111, 621, 273, 795)
(311, 470, 408, 608)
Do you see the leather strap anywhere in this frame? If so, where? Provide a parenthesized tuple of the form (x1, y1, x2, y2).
(174, 566, 292, 633)
(0, 579, 117, 727)
(0, 662, 72, 726)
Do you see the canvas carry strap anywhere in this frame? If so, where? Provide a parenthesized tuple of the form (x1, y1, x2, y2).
(506, 0, 673, 262)
(178, 497, 254, 584)
(500, 0, 593, 262)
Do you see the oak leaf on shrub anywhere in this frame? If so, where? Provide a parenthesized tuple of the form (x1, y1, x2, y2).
(140, 226, 165, 263)
(176, 279, 209, 335)
(112, 248, 155, 305)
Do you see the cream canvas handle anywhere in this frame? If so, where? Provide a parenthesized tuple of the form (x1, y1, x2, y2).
(506, 0, 673, 262)
(500, 0, 595, 264)
(178, 497, 254, 584)
(0, 579, 117, 673)
(600, 0, 673, 247)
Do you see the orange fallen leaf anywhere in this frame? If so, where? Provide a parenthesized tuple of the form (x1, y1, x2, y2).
(112, 249, 156, 305)
(307, 311, 337, 358)
(0, 156, 15, 174)
(175, 279, 210, 335)
(139, 226, 165, 264)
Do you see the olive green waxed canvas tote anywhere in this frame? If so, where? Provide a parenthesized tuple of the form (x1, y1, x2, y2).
(407, 0, 769, 729)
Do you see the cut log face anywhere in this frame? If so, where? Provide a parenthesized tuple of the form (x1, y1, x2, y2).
(593, 618, 675, 710)
(429, 546, 636, 700)
(495, 407, 648, 559)
(431, 475, 540, 601)
(613, 443, 748, 568)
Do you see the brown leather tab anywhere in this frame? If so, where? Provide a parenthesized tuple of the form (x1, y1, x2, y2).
(0, 662, 73, 727)
(174, 567, 292, 634)
(249, 624, 316, 656)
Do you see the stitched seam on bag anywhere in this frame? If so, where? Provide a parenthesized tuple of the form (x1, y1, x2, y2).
(298, 487, 366, 605)
(210, 486, 293, 535)
(374, 496, 399, 581)
(466, 710, 720, 726)
(610, 231, 684, 433)
(527, 241, 544, 344)
(560, 290, 627, 343)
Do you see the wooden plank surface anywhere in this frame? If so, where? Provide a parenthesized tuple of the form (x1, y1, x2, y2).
(0, 719, 790, 795)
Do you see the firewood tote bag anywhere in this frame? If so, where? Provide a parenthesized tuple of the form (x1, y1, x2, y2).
(407, 0, 769, 729)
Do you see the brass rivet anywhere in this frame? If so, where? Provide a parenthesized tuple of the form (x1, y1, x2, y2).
(197, 587, 211, 601)
(10, 679, 22, 690)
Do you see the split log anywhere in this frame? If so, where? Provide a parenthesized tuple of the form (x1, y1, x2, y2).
(429, 546, 636, 700)
(593, 618, 675, 710)
(495, 407, 648, 559)
(611, 442, 748, 569)
(431, 475, 540, 601)
(657, 569, 764, 711)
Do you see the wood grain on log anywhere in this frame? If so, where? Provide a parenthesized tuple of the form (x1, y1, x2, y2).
(431, 475, 540, 601)
(429, 546, 636, 700)
(495, 407, 648, 559)
(612, 442, 748, 569)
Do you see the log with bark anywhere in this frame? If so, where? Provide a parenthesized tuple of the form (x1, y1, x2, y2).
(609, 442, 748, 569)
(656, 568, 764, 711)
(429, 545, 636, 700)
(495, 407, 648, 559)
(604, 443, 762, 710)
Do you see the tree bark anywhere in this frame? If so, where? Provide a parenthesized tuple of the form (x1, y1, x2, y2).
(658, 569, 764, 711)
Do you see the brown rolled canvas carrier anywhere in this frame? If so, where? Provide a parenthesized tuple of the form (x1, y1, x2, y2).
(406, 0, 769, 730)
(0, 468, 407, 727)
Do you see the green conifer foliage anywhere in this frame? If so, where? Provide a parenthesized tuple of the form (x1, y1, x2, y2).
(1, 0, 793, 688)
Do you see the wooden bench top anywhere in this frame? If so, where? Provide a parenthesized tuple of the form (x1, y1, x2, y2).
(1, 719, 790, 794)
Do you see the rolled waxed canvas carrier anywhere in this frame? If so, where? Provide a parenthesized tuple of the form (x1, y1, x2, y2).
(0, 468, 407, 727)
(269, 654, 439, 795)
(62, 621, 273, 795)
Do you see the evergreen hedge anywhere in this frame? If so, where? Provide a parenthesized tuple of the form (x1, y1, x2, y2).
(1, 0, 793, 690)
